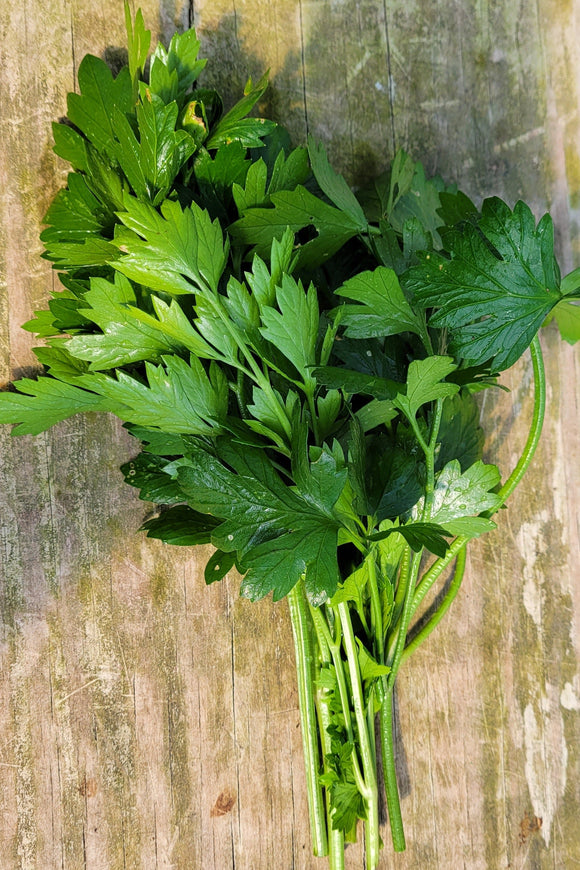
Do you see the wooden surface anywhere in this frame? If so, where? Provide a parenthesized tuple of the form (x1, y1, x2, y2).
(1, 0, 580, 867)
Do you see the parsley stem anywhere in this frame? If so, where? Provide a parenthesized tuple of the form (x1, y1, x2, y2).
(308, 604, 346, 869)
(408, 335, 546, 646)
(337, 602, 381, 869)
(288, 582, 328, 857)
(421, 398, 443, 521)
(310, 604, 366, 791)
(367, 553, 384, 663)
(379, 689, 406, 851)
(401, 547, 467, 666)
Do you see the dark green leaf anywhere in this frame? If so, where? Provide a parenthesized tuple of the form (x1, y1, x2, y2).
(405, 198, 563, 370)
(230, 185, 361, 270)
(121, 452, 186, 504)
(205, 72, 275, 149)
(369, 521, 450, 558)
(307, 137, 367, 229)
(142, 506, 221, 546)
(436, 392, 485, 472)
(312, 366, 401, 399)
(205, 549, 236, 584)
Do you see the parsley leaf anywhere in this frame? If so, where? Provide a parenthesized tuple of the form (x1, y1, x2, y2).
(114, 195, 227, 294)
(405, 198, 562, 369)
(335, 266, 424, 339)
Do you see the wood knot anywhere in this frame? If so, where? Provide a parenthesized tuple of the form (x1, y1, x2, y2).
(210, 789, 236, 817)
(78, 776, 98, 798)
(519, 811, 542, 845)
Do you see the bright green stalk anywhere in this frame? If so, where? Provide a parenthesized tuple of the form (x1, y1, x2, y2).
(308, 605, 345, 870)
(401, 547, 467, 666)
(287, 583, 328, 857)
(410, 335, 546, 627)
(379, 689, 406, 851)
(337, 602, 381, 869)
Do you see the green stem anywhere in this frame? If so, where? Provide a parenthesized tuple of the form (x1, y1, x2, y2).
(310, 604, 366, 791)
(337, 602, 381, 869)
(367, 554, 384, 662)
(287, 583, 328, 857)
(308, 606, 345, 870)
(410, 335, 546, 623)
(379, 689, 406, 851)
(401, 546, 467, 666)
(421, 398, 443, 521)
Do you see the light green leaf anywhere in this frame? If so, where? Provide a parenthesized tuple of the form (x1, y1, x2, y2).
(66, 274, 181, 369)
(393, 356, 459, 421)
(67, 55, 133, 153)
(551, 300, 580, 344)
(259, 275, 319, 383)
(336, 266, 424, 338)
(0, 376, 113, 435)
(429, 460, 502, 523)
(114, 195, 227, 294)
(125, 2, 151, 88)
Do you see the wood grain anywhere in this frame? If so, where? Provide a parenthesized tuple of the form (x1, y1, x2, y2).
(1, 0, 579, 867)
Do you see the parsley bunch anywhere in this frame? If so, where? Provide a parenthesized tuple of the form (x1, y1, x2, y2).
(2, 6, 579, 866)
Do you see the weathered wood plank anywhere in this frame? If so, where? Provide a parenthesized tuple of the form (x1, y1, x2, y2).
(0, 0, 579, 867)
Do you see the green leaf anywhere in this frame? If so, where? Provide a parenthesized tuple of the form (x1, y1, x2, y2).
(393, 356, 459, 422)
(149, 28, 206, 105)
(230, 185, 362, 270)
(52, 122, 89, 171)
(126, 295, 225, 361)
(291, 421, 348, 513)
(307, 137, 367, 229)
(259, 275, 319, 383)
(125, 2, 151, 88)
(67, 55, 133, 153)
(436, 391, 485, 471)
(205, 549, 237, 584)
(330, 560, 369, 610)
(240, 520, 339, 604)
(429, 460, 502, 524)
(114, 195, 227, 294)
(87, 355, 228, 434)
(175, 444, 340, 602)
(142, 506, 221, 546)
(329, 781, 367, 833)
(441, 516, 496, 538)
(355, 639, 390, 681)
(66, 274, 182, 369)
(0, 376, 113, 435)
(121, 452, 186, 504)
(111, 87, 195, 204)
(205, 72, 275, 149)
(405, 198, 563, 370)
(312, 366, 401, 400)
(336, 266, 424, 339)
(369, 521, 450, 558)
(232, 158, 269, 212)
(551, 300, 580, 344)
(195, 142, 250, 219)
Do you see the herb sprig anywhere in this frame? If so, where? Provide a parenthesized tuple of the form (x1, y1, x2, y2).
(1, 7, 579, 866)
